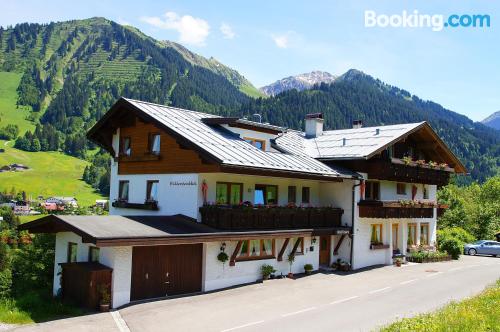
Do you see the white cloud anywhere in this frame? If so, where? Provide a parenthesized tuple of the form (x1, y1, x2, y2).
(271, 31, 300, 49)
(140, 11, 210, 46)
(220, 23, 235, 39)
(117, 17, 131, 26)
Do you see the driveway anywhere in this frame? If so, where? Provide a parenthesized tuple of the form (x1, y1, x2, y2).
(13, 255, 500, 332)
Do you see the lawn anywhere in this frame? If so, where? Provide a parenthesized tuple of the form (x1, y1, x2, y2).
(380, 279, 500, 331)
(0, 71, 35, 134)
(0, 290, 84, 324)
(0, 140, 105, 206)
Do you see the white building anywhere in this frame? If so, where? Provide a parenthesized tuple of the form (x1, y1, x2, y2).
(21, 98, 466, 309)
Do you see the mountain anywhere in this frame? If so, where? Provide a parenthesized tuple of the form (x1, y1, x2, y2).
(481, 111, 500, 130)
(260, 71, 337, 96)
(242, 69, 500, 184)
(162, 41, 265, 98)
(0, 17, 254, 158)
(0, 17, 498, 194)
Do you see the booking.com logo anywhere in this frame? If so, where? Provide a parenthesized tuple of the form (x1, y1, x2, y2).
(365, 10, 491, 31)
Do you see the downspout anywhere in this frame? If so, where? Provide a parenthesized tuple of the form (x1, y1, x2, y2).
(350, 178, 363, 270)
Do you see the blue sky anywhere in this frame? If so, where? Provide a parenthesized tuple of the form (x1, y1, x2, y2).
(0, 0, 498, 121)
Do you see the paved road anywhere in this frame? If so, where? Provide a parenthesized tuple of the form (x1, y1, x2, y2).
(13, 255, 500, 332)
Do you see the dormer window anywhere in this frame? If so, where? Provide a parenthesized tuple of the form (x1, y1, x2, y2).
(244, 137, 266, 151)
(122, 137, 131, 156)
(149, 133, 161, 155)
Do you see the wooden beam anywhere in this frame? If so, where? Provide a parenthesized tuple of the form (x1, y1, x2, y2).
(290, 238, 302, 256)
(333, 234, 346, 255)
(230, 240, 243, 266)
(278, 238, 290, 261)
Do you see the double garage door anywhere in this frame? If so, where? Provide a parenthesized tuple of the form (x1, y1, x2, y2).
(131, 244, 203, 301)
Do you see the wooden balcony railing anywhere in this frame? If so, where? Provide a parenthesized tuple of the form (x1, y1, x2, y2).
(199, 206, 344, 230)
(358, 200, 435, 219)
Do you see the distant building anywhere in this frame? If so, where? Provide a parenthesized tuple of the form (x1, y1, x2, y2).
(95, 200, 109, 209)
(45, 197, 78, 207)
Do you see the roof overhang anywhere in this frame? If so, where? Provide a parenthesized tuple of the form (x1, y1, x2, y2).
(19, 215, 351, 247)
(202, 117, 285, 135)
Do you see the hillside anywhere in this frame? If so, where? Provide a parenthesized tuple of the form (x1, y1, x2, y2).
(482, 111, 500, 130)
(260, 71, 337, 96)
(0, 140, 103, 206)
(243, 70, 500, 184)
(0, 18, 497, 188)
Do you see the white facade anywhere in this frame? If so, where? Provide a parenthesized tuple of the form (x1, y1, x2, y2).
(204, 237, 318, 291)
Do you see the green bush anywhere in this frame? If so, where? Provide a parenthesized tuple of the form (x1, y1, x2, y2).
(437, 227, 475, 260)
(261, 264, 276, 278)
(0, 242, 12, 299)
(439, 237, 463, 260)
(437, 227, 475, 244)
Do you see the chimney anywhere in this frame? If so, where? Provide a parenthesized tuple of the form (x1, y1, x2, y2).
(305, 113, 324, 138)
(352, 120, 363, 129)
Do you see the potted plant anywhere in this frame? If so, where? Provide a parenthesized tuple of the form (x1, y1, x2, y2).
(217, 251, 229, 266)
(261, 264, 276, 280)
(402, 156, 412, 165)
(287, 253, 295, 278)
(395, 257, 403, 267)
(304, 263, 313, 275)
(339, 260, 350, 271)
(98, 284, 111, 312)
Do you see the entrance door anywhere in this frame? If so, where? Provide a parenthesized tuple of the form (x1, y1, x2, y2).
(392, 224, 399, 250)
(319, 236, 331, 265)
(131, 244, 203, 301)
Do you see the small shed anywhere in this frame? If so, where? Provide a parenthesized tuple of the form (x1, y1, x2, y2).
(59, 262, 112, 310)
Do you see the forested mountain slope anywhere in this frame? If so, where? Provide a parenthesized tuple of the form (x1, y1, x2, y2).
(0, 18, 497, 192)
(242, 70, 499, 183)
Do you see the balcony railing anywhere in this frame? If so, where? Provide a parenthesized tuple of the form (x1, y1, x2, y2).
(199, 205, 344, 230)
(358, 200, 435, 219)
(111, 200, 159, 210)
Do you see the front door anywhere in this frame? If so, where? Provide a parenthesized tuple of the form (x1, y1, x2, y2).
(392, 224, 399, 250)
(319, 236, 331, 265)
(131, 244, 203, 301)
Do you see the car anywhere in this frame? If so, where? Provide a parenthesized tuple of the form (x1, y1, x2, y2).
(464, 240, 500, 257)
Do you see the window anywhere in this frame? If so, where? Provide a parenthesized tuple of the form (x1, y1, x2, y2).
(118, 180, 129, 201)
(423, 186, 429, 199)
(216, 182, 242, 205)
(420, 223, 429, 245)
(121, 137, 131, 156)
(407, 223, 417, 246)
(301, 187, 310, 204)
(365, 181, 380, 200)
(88, 247, 100, 262)
(149, 133, 161, 155)
(397, 183, 407, 195)
(254, 185, 278, 205)
(287, 186, 297, 204)
(146, 180, 159, 202)
(370, 224, 383, 245)
(67, 242, 77, 263)
(237, 239, 275, 260)
(291, 237, 304, 255)
(244, 137, 266, 151)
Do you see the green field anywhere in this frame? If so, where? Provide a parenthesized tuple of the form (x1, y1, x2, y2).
(0, 72, 35, 134)
(0, 140, 104, 206)
(381, 279, 500, 332)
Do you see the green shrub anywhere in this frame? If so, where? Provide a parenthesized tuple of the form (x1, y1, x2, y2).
(439, 237, 462, 260)
(0, 242, 11, 299)
(304, 263, 313, 271)
(437, 227, 475, 244)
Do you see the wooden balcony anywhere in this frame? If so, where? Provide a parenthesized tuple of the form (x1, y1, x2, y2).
(333, 158, 452, 186)
(199, 206, 344, 230)
(358, 200, 435, 219)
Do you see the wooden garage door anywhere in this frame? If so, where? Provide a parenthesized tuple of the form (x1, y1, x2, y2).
(131, 244, 202, 301)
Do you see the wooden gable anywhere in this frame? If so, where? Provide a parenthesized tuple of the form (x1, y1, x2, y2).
(118, 117, 220, 175)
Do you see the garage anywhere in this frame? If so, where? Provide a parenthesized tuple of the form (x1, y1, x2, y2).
(131, 244, 203, 301)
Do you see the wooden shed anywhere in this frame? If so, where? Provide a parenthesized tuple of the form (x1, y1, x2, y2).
(60, 262, 113, 310)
